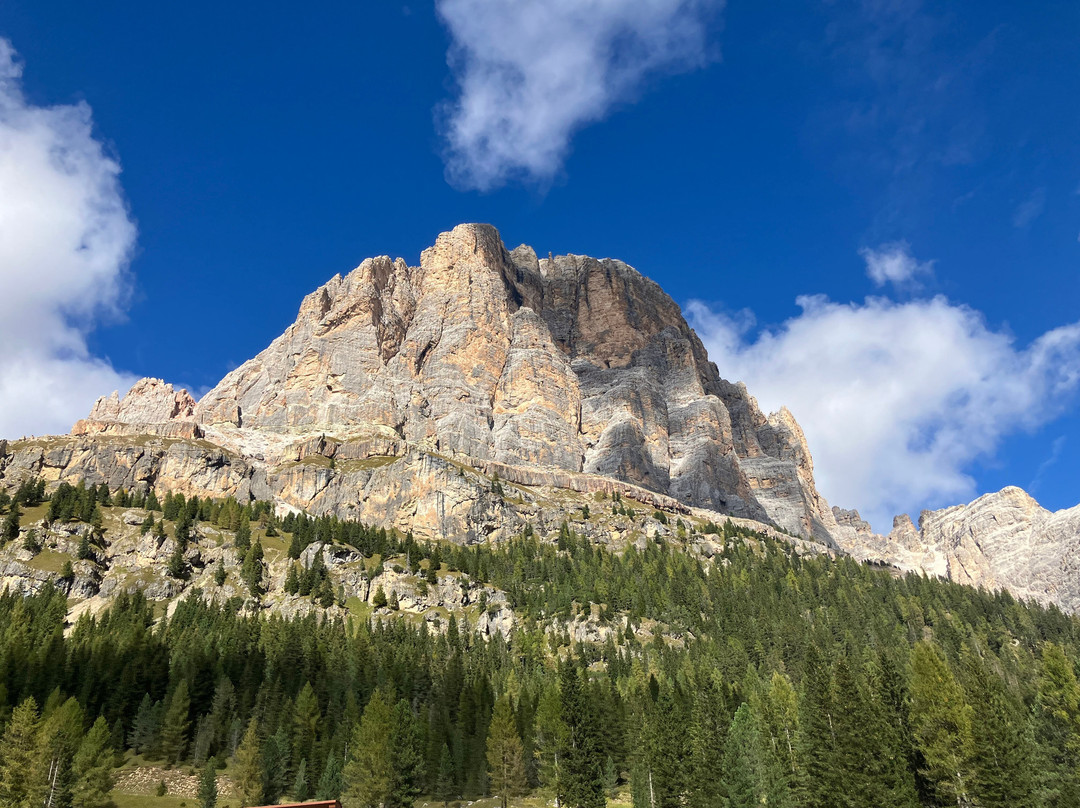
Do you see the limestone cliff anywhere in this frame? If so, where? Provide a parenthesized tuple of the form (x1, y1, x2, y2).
(42, 223, 835, 541)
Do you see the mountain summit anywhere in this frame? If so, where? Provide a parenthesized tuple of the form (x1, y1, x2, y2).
(2, 224, 1078, 609)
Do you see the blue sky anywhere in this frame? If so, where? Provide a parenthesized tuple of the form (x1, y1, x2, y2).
(1, 0, 1078, 529)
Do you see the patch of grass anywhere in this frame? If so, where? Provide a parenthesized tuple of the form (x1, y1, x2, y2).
(110, 792, 195, 808)
(26, 549, 69, 574)
(337, 455, 401, 472)
(345, 597, 372, 620)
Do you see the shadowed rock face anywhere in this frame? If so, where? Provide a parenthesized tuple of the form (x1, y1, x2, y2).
(187, 223, 838, 541)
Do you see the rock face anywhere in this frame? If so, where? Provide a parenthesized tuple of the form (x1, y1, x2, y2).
(7, 223, 1078, 611)
(830, 488, 1080, 612)
(73, 379, 201, 439)
(190, 223, 839, 541)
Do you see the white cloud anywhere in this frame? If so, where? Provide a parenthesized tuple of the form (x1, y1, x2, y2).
(436, 0, 722, 190)
(0, 39, 137, 438)
(686, 293, 1080, 531)
(860, 241, 933, 286)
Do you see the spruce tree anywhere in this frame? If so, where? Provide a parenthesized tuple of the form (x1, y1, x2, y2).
(434, 744, 457, 806)
(294, 757, 310, 802)
(199, 759, 218, 808)
(129, 694, 158, 755)
(159, 681, 191, 765)
(486, 696, 528, 808)
(233, 719, 264, 808)
(722, 703, 789, 808)
(1035, 641, 1080, 805)
(316, 752, 344, 800)
(343, 688, 395, 808)
(389, 698, 424, 808)
(909, 641, 977, 807)
(960, 647, 1035, 808)
(71, 716, 115, 808)
(0, 697, 44, 808)
(558, 664, 605, 808)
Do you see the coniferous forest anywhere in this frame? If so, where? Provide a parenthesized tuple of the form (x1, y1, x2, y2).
(1, 483, 1080, 808)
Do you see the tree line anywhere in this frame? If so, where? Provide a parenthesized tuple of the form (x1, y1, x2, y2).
(1, 483, 1080, 806)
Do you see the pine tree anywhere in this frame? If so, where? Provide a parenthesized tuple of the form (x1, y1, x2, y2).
(129, 694, 158, 755)
(372, 585, 388, 610)
(71, 716, 115, 808)
(294, 757, 311, 802)
(960, 647, 1035, 808)
(343, 689, 394, 808)
(722, 703, 789, 808)
(159, 681, 191, 765)
(909, 641, 976, 807)
(2, 506, 20, 545)
(285, 563, 300, 594)
(214, 561, 227, 587)
(288, 533, 303, 559)
(316, 752, 344, 800)
(389, 698, 425, 808)
(233, 720, 264, 808)
(795, 645, 837, 807)
(0, 697, 44, 808)
(434, 744, 457, 806)
(198, 759, 218, 808)
(1035, 641, 1080, 805)
(486, 696, 528, 808)
(559, 664, 605, 808)
(293, 683, 320, 773)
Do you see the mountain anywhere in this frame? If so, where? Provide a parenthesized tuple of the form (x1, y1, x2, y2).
(0, 223, 1077, 611)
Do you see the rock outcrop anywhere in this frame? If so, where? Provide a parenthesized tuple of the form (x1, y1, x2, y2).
(190, 223, 839, 541)
(830, 488, 1080, 612)
(6, 223, 1077, 611)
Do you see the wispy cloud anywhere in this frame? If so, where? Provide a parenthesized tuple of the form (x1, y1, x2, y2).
(1028, 435, 1066, 495)
(687, 264, 1080, 530)
(435, 0, 723, 191)
(859, 241, 934, 287)
(1012, 186, 1046, 229)
(0, 39, 138, 437)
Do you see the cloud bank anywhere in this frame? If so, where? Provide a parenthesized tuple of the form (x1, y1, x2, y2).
(436, 0, 722, 190)
(687, 269, 1080, 530)
(0, 39, 137, 438)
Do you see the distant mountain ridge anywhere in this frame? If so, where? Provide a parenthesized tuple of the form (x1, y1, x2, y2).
(1, 223, 1078, 610)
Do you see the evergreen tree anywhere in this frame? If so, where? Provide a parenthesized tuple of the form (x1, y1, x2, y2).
(0, 697, 44, 808)
(214, 561, 227, 587)
(285, 563, 300, 594)
(959, 647, 1035, 808)
(722, 703, 789, 808)
(795, 645, 837, 807)
(129, 694, 158, 755)
(2, 505, 20, 545)
(1035, 641, 1080, 805)
(316, 752, 344, 800)
(198, 759, 218, 808)
(71, 716, 115, 808)
(294, 757, 310, 802)
(559, 664, 605, 808)
(288, 533, 303, 559)
(372, 585, 388, 609)
(293, 682, 320, 768)
(434, 744, 457, 806)
(909, 641, 976, 808)
(486, 696, 528, 808)
(159, 681, 191, 765)
(389, 698, 424, 808)
(344, 689, 395, 808)
(233, 720, 264, 808)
